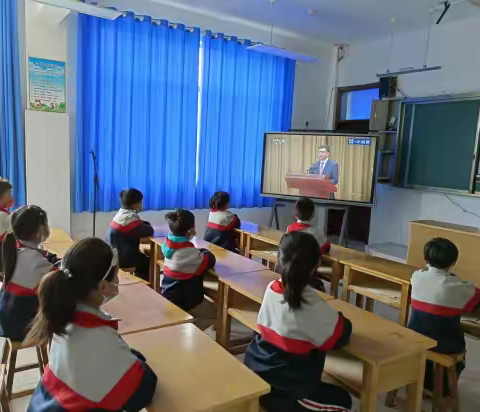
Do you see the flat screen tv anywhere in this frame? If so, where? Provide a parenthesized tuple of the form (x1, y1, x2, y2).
(261, 132, 378, 206)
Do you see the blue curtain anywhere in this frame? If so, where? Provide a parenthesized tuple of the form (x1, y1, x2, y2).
(75, 14, 200, 212)
(0, 0, 25, 206)
(196, 32, 295, 209)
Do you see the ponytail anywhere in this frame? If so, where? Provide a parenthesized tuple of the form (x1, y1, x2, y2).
(2, 233, 18, 285)
(165, 209, 195, 236)
(25, 269, 76, 346)
(278, 232, 321, 310)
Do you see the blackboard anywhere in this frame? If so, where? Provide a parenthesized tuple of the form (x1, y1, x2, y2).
(397, 98, 480, 192)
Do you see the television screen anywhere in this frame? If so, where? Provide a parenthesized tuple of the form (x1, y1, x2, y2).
(261, 132, 378, 205)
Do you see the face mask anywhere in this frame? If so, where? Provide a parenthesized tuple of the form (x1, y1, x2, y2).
(39, 226, 50, 243)
(101, 248, 119, 305)
(102, 282, 119, 305)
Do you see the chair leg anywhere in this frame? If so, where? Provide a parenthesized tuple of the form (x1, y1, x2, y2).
(432, 363, 444, 412)
(355, 294, 364, 309)
(35, 347, 44, 375)
(0, 396, 10, 412)
(5, 348, 16, 401)
(446, 366, 459, 412)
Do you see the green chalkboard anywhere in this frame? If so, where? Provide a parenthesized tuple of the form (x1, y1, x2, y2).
(399, 99, 480, 191)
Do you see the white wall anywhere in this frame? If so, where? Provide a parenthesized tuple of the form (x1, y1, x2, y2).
(338, 15, 480, 246)
(20, 0, 333, 239)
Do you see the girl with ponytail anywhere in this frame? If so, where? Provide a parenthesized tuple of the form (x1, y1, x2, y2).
(26, 237, 157, 412)
(0, 205, 57, 340)
(244, 231, 353, 412)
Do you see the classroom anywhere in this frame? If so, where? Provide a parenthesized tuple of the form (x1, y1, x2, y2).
(1, 0, 480, 411)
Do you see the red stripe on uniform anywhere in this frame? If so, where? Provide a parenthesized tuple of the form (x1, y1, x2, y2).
(196, 253, 210, 275)
(110, 220, 142, 233)
(319, 315, 344, 351)
(411, 299, 463, 316)
(0, 232, 6, 242)
(270, 279, 284, 294)
(287, 222, 311, 233)
(320, 242, 331, 255)
(164, 267, 198, 280)
(464, 288, 480, 313)
(165, 238, 194, 249)
(207, 215, 239, 232)
(259, 325, 316, 354)
(5, 282, 37, 296)
(72, 311, 119, 330)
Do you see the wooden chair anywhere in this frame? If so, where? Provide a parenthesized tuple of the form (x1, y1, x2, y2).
(0, 365, 10, 412)
(2, 339, 48, 401)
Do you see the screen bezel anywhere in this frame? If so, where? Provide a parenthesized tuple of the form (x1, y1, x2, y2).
(260, 132, 379, 207)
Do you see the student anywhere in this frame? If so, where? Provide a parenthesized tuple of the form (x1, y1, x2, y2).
(26, 237, 157, 411)
(204, 191, 240, 251)
(287, 197, 330, 254)
(0, 178, 14, 271)
(162, 209, 216, 330)
(107, 188, 154, 281)
(0, 206, 58, 341)
(408, 237, 480, 393)
(244, 232, 352, 412)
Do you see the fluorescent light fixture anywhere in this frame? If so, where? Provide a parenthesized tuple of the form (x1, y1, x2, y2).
(32, 0, 122, 20)
(376, 65, 442, 78)
(247, 44, 318, 63)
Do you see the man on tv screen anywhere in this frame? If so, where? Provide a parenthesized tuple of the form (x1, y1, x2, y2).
(308, 144, 339, 183)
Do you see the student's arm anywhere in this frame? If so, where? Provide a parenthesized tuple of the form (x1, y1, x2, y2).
(320, 241, 331, 255)
(130, 221, 155, 239)
(232, 214, 241, 229)
(121, 362, 158, 412)
(197, 249, 216, 272)
(331, 313, 352, 349)
(32, 253, 54, 287)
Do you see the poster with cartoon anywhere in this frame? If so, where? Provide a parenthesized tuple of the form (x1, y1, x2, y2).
(29, 57, 66, 113)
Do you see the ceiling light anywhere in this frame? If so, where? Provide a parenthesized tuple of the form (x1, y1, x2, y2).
(376, 65, 442, 78)
(32, 0, 122, 20)
(247, 44, 318, 63)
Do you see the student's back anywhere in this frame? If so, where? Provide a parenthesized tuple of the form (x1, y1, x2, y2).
(27, 238, 157, 412)
(204, 191, 240, 251)
(0, 178, 14, 271)
(0, 206, 56, 341)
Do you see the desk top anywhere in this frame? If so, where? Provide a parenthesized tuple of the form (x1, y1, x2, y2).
(151, 236, 223, 252)
(341, 255, 417, 284)
(329, 299, 435, 365)
(43, 229, 72, 244)
(102, 283, 192, 335)
(325, 244, 366, 263)
(221, 270, 334, 304)
(412, 220, 480, 236)
(210, 248, 267, 277)
(124, 324, 270, 412)
(237, 221, 284, 244)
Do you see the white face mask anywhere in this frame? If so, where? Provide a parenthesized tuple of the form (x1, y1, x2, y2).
(39, 226, 50, 243)
(102, 283, 119, 305)
(101, 248, 120, 305)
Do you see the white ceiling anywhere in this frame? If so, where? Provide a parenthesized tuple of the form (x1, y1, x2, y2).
(150, 0, 479, 42)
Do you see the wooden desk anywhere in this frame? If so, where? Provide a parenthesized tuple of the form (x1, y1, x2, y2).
(102, 283, 192, 335)
(123, 324, 270, 412)
(408, 220, 480, 287)
(43, 241, 72, 258)
(210, 248, 267, 277)
(43, 228, 72, 244)
(324, 299, 435, 412)
(340, 256, 417, 325)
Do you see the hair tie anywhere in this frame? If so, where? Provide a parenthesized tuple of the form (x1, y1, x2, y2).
(59, 262, 73, 279)
(6, 227, 13, 235)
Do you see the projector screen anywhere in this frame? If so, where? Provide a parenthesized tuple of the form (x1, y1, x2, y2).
(261, 132, 378, 205)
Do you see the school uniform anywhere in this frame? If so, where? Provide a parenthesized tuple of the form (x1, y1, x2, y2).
(408, 265, 480, 394)
(244, 279, 352, 412)
(287, 220, 331, 255)
(27, 304, 157, 412)
(161, 234, 216, 311)
(204, 209, 240, 251)
(0, 242, 56, 341)
(0, 208, 10, 271)
(107, 208, 154, 280)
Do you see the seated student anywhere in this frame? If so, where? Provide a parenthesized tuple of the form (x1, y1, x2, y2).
(26, 237, 157, 412)
(204, 191, 240, 251)
(162, 209, 216, 330)
(244, 232, 352, 412)
(408, 237, 480, 394)
(0, 178, 14, 271)
(287, 197, 330, 254)
(0, 206, 58, 341)
(108, 188, 154, 281)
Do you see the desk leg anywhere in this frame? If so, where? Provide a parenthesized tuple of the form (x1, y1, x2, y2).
(360, 363, 379, 412)
(219, 283, 232, 349)
(330, 262, 342, 298)
(399, 283, 411, 326)
(364, 297, 374, 312)
(245, 235, 252, 258)
(341, 265, 352, 303)
(149, 241, 159, 292)
(216, 282, 225, 345)
(355, 294, 364, 309)
(239, 233, 247, 256)
(405, 353, 427, 412)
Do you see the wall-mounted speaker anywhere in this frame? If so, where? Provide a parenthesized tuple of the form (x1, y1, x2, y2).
(379, 76, 397, 98)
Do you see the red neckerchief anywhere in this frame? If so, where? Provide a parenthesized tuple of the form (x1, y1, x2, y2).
(287, 222, 311, 233)
(72, 311, 119, 331)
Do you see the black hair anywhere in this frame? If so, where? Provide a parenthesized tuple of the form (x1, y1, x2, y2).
(424, 237, 458, 270)
(319, 144, 331, 153)
(2, 206, 48, 285)
(295, 197, 315, 221)
(165, 209, 195, 236)
(277, 231, 321, 310)
(25, 238, 116, 346)
(0, 178, 12, 199)
(209, 191, 230, 210)
(120, 188, 143, 209)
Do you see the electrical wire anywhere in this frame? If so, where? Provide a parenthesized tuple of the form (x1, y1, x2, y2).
(444, 194, 480, 219)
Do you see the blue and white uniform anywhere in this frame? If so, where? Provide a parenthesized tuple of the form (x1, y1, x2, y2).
(28, 305, 157, 411)
(161, 234, 216, 311)
(107, 209, 153, 275)
(286, 220, 331, 255)
(409, 266, 480, 354)
(204, 209, 240, 251)
(245, 280, 352, 412)
(0, 242, 54, 341)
